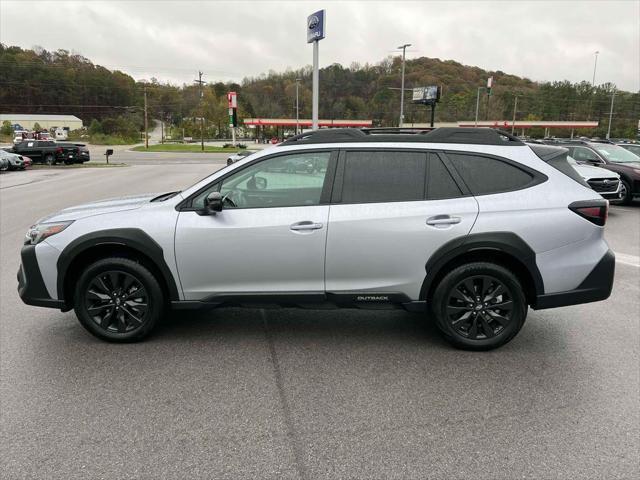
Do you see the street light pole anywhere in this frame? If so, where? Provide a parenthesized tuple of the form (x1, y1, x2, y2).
(295, 78, 301, 135)
(606, 90, 615, 139)
(511, 95, 518, 134)
(398, 43, 411, 127)
(592, 50, 599, 87)
(474, 87, 484, 127)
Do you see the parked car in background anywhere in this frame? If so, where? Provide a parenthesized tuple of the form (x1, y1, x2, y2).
(56, 142, 90, 164)
(0, 149, 25, 170)
(11, 140, 86, 165)
(567, 155, 621, 200)
(21, 155, 33, 169)
(226, 150, 253, 165)
(550, 140, 640, 204)
(616, 142, 640, 158)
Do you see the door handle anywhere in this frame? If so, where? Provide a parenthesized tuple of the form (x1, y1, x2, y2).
(426, 215, 462, 226)
(290, 221, 324, 231)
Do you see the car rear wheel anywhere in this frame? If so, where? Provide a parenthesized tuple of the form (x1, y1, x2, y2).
(74, 257, 164, 342)
(431, 262, 527, 351)
(44, 153, 55, 166)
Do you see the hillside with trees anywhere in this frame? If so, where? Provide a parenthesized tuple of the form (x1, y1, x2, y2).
(1, 44, 638, 140)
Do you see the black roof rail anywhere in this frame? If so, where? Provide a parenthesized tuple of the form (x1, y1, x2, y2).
(279, 127, 524, 146)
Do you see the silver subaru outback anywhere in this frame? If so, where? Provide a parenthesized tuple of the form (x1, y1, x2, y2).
(18, 128, 615, 350)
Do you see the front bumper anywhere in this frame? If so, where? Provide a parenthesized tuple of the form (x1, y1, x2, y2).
(17, 244, 65, 309)
(533, 249, 615, 309)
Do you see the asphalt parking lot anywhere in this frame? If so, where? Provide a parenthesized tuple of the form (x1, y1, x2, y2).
(1, 160, 639, 479)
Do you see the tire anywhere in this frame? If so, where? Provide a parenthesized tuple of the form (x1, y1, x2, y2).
(44, 153, 55, 166)
(227, 158, 233, 166)
(618, 179, 633, 205)
(431, 262, 527, 351)
(73, 257, 164, 342)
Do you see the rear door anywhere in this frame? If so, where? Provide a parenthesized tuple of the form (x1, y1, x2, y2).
(324, 149, 478, 300)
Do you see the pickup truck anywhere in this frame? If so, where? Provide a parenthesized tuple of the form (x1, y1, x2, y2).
(11, 140, 90, 165)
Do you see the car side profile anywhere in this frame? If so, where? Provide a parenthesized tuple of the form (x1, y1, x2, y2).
(18, 128, 615, 350)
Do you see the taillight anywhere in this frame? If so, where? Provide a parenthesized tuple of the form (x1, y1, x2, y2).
(56, 147, 63, 153)
(569, 200, 608, 226)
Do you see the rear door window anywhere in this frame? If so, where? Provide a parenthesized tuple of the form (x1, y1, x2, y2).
(339, 150, 427, 203)
(427, 155, 462, 199)
(447, 153, 536, 195)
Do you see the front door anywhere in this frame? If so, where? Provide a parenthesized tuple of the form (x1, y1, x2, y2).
(175, 150, 335, 300)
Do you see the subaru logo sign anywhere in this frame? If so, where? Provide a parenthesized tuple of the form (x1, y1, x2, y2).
(307, 9, 325, 43)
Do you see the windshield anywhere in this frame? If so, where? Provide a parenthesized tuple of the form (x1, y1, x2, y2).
(184, 150, 262, 189)
(592, 144, 640, 163)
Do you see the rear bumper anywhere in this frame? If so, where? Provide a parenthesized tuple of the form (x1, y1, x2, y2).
(533, 249, 615, 309)
(17, 244, 65, 309)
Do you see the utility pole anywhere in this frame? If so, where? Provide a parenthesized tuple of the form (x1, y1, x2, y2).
(606, 90, 615, 139)
(511, 95, 518, 134)
(160, 110, 164, 144)
(592, 50, 599, 87)
(474, 87, 484, 127)
(144, 85, 148, 149)
(398, 43, 411, 127)
(194, 71, 205, 151)
(295, 78, 301, 135)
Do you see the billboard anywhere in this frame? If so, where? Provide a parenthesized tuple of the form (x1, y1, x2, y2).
(307, 10, 326, 43)
(412, 86, 441, 104)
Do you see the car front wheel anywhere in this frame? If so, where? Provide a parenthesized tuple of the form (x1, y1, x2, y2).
(431, 262, 527, 351)
(618, 179, 632, 205)
(74, 257, 164, 342)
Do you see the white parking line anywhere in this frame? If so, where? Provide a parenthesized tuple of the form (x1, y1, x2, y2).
(615, 252, 640, 267)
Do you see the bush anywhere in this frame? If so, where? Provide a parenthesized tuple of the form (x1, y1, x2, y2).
(222, 143, 247, 149)
(1, 120, 12, 136)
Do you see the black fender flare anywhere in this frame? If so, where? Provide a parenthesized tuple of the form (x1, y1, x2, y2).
(419, 232, 545, 300)
(56, 228, 180, 301)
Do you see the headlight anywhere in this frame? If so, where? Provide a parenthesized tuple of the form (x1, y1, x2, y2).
(25, 221, 73, 245)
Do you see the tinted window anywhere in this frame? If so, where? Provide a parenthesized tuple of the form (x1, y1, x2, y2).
(340, 151, 426, 203)
(427, 155, 462, 199)
(448, 153, 534, 195)
(192, 151, 331, 209)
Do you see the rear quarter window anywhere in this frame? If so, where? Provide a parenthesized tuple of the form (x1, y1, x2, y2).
(447, 153, 536, 195)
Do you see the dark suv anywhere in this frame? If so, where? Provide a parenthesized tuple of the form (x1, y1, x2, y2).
(551, 140, 640, 204)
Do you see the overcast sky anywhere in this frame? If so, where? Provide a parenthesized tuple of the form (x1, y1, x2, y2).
(1, 0, 638, 91)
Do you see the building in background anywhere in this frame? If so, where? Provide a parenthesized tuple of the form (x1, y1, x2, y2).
(0, 114, 83, 131)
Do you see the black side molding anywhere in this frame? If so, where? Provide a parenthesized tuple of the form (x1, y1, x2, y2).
(420, 232, 544, 300)
(18, 245, 65, 309)
(56, 228, 180, 301)
(170, 291, 426, 312)
(533, 249, 615, 309)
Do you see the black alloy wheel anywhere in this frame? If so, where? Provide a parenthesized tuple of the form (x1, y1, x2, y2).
(446, 275, 513, 340)
(431, 262, 527, 350)
(85, 270, 148, 334)
(619, 179, 632, 205)
(74, 257, 163, 342)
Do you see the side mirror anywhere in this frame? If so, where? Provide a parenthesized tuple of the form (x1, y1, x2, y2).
(205, 192, 223, 214)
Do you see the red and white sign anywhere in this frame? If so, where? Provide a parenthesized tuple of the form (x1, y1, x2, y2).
(227, 91, 237, 108)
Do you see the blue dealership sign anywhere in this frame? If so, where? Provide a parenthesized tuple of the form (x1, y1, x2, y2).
(307, 10, 325, 43)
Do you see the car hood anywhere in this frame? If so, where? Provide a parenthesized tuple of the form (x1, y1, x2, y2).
(573, 163, 619, 179)
(38, 193, 159, 223)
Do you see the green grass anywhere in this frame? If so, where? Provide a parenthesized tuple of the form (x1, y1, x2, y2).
(131, 144, 250, 153)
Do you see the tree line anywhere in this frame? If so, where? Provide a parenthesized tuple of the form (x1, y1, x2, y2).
(1, 44, 638, 139)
